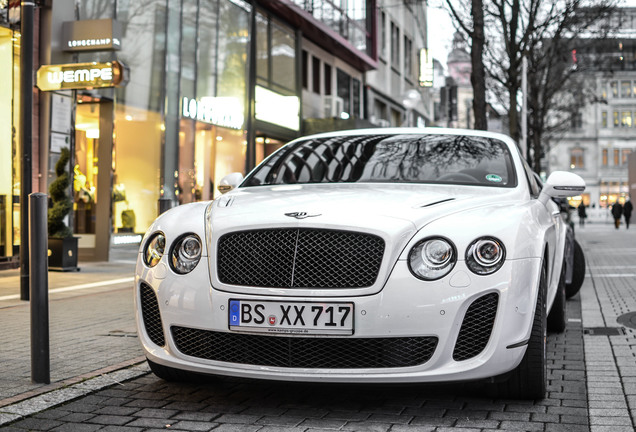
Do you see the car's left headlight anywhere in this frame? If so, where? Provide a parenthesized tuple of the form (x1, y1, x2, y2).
(170, 234, 202, 274)
(408, 237, 457, 280)
(466, 237, 505, 275)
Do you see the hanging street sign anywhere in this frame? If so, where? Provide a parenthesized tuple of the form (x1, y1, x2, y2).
(36, 61, 129, 91)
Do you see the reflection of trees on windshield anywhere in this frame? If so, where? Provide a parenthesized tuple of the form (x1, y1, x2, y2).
(244, 134, 515, 187)
(363, 135, 505, 181)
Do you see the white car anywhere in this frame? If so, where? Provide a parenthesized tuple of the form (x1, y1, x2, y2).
(135, 128, 585, 399)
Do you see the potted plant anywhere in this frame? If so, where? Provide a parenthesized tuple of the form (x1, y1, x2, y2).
(48, 147, 79, 271)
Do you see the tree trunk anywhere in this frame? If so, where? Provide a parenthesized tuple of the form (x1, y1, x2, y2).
(508, 85, 519, 142)
(471, 0, 487, 130)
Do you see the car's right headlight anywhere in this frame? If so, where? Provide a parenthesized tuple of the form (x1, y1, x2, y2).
(170, 234, 202, 274)
(408, 237, 457, 281)
(466, 237, 505, 275)
(143, 232, 165, 268)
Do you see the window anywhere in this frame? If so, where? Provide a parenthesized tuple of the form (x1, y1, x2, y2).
(570, 148, 584, 169)
(324, 64, 332, 96)
(602, 148, 608, 166)
(622, 149, 632, 165)
(312, 56, 320, 94)
(380, 11, 386, 59)
(302, 50, 308, 90)
(390, 21, 399, 67)
(602, 111, 608, 128)
(614, 148, 620, 166)
(337, 68, 351, 117)
(404, 35, 412, 77)
(571, 111, 583, 129)
(614, 111, 620, 127)
(601, 83, 607, 100)
(621, 80, 632, 98)
(611, 81, 618, 98)
(622, 111, 633, 127)
(352, 78, 361, 118)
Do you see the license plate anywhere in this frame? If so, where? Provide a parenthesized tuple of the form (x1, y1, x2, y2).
(228, 300, 354, 335)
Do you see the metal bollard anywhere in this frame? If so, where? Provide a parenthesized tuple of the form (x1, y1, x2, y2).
(29, 193, 50, 384)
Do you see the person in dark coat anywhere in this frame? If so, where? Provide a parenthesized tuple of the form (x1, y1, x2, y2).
(624, 199, 633, 229)
(577, 203, 587, 227)
(612, 202, 623, 229)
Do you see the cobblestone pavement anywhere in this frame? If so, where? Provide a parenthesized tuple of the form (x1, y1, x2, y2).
(0, 224, 635, 431)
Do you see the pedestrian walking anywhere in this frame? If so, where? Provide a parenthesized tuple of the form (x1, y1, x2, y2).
(577, 203, 587, 227)
(624, 198, 633, 229)
(612, 201, 623, 229)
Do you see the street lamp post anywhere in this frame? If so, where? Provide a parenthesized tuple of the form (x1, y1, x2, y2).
(20, 0, 35, 301)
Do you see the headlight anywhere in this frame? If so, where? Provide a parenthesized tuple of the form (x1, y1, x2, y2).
(143, 232, 165, 267)
(170, 234, 202, 274)
(466, 237, 505, 275)
(408, 237, 457, 280)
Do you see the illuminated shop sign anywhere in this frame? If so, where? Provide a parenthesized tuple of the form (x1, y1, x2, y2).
(36, 61, 128, 91)
(62, 19, 123, 52)
(182, 96, 245, 130)
(419, 48, 434, 88)
(255, 86, 300, 131)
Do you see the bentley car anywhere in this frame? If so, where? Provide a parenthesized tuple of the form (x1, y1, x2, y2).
(135, 128, 586, 399)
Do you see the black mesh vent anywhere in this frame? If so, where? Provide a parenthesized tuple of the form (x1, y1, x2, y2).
(140, 283, 165, 347)
(453, 292, 499, 361)
(217, 229, 385, 288)
(171, 327, 437, 369)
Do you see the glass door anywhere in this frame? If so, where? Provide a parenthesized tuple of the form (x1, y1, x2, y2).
(74, 98, 100, 243)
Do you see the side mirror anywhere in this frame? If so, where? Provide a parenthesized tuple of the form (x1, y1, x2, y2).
(217, 172, 244, 194)
(539, 171, 585, 205)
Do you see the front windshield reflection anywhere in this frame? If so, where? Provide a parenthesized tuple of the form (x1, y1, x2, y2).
(244, 134, 516, 188)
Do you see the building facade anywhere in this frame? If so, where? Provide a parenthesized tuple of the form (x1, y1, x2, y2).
(0, 0, 431, 268)
(548, 8, 636, 218)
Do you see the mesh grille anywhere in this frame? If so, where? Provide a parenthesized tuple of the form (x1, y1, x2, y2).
(217, 229, 385, 288)
(171, 327, 437, 369)
(140, 283, 165, 347)
(453, 292, 499, 361)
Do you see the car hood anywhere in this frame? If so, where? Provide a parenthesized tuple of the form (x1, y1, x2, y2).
(206, 183, 523, 297)
(211, 183, 520, 231)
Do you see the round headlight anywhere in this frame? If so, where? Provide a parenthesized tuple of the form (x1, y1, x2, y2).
(408, 237, 457, 280)
(170, 234, 202, 274)
(143, 232, 165, 267)
(466, 237, 505, 275)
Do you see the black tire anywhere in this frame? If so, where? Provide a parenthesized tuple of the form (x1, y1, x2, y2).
(147, 358, 200, 382)
(566, 239, 585, 299)
(498, 264, 547, 400)
(547, 261, 566, 333)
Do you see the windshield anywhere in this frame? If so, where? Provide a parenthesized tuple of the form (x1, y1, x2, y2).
(244, 133, 517, 188)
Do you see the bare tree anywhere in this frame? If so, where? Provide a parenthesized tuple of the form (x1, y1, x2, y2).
(445, 0, 488, 130)
(445, 0, 615, 172)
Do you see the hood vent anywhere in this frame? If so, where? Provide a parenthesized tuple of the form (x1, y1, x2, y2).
(418, 198, 455, 208)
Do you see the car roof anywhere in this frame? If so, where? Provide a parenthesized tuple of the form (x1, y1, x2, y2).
(291, 127, 517, 146)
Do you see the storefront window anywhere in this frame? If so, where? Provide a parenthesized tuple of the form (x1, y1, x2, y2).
(0, 26, 18, 258)
(113, 105, 162, 233)
(271, 21, 295, 93)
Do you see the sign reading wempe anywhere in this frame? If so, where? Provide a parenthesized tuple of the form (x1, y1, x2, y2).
(36, 61, 128, 91)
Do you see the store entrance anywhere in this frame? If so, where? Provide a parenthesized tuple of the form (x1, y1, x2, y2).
(255, 136, 285, 165)
(73, 94, 113, 261)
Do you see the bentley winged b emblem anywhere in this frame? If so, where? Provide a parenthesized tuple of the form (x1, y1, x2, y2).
(284, 212, 321, 220)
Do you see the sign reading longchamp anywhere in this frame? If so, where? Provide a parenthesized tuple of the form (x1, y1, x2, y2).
(36, 61, 128, 91)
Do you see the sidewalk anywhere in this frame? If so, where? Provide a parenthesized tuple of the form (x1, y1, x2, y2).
(0, 242, 146, 410)
(576, 221, 636, 431)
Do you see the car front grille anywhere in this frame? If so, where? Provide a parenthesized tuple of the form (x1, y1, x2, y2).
(140, 283, 165, 347)
(217, 228, 385, 288)
(171, 326, 437, 369)
(452, 292, 499, 361)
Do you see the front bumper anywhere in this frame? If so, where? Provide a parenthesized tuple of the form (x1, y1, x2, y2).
(135, 255, 541, 383)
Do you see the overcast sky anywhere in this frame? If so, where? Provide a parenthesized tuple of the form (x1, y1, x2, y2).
(427, 5, 455, 71)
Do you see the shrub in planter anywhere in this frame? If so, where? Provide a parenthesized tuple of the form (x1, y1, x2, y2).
(48, 147, 78, 270)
